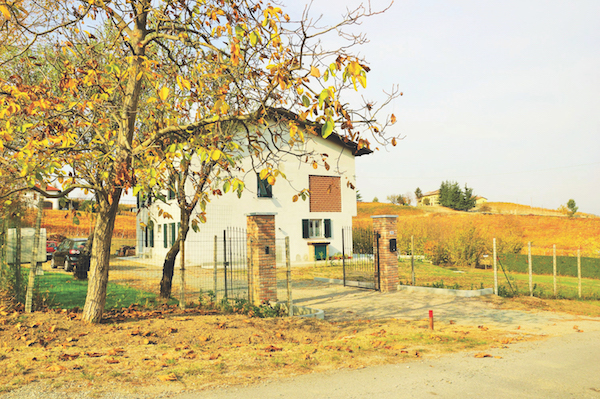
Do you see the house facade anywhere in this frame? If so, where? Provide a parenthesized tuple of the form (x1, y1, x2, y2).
(419, 190, 440, 206)
(23, 185, 63, 210)
(136, 120, 371, 265)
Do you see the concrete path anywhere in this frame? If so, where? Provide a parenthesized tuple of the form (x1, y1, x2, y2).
(289, 282, 591, 335)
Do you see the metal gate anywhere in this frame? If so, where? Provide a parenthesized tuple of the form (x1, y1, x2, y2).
(341, 226, 380, 290)
(218, 227, 249, 300)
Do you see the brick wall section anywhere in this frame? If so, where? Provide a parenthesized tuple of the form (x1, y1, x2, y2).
(309, 175, 341, 212)
(372, 215, 399, 293)
(246, 213, 277, 305)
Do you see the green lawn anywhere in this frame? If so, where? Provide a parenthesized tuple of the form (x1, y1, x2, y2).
(31, 268, 161, 309)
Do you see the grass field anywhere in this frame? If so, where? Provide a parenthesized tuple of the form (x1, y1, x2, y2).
(397, 259, 600, 302)
(30, 268, 162, 309)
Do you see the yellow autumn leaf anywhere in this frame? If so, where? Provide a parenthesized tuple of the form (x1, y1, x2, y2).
(211, 149, 222, 161)
(158, 373, 178, 382)
(158, 87, 170, 101)
(289, 123, 298, 138)
(0, 5, 10, 19)
(310, 65, 320, 78)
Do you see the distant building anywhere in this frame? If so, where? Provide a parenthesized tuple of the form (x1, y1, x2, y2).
(475, 196, 488, 205)
(23, 185, 66, 210)
(419, 190, 440, 206)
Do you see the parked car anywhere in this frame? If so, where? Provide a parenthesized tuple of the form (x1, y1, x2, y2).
(51, 238, 88, 272)
(46, 241, 58, 261)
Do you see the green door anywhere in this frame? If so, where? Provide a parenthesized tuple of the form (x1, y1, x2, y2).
(314, 244, 327, 261)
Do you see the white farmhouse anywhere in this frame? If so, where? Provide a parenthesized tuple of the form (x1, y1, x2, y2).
(136, 113, 371, 265)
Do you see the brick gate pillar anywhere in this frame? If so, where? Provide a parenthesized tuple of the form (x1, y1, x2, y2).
(372, 215, 399, 292)
(246, 213, 277, 305)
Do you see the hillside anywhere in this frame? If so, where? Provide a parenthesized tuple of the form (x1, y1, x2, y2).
(25, 209, 137, 239)
(355, 202, 600, 257)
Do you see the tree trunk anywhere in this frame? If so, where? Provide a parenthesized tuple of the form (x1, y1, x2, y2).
(25, 196, 43, 313)
(160, 240, 179, 299)
(82, 191, 121, 323)
(160, 212, 190, 299)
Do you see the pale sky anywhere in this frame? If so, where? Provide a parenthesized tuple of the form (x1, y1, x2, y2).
(288, 0, 600, 215)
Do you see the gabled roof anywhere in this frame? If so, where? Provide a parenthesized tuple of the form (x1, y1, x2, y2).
(35, 184, 61, 192)
(423, 190, 440, 196)
(266, 107, 373, 157)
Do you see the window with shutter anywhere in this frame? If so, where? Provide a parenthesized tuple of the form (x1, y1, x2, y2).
(257, 173, 273, 198)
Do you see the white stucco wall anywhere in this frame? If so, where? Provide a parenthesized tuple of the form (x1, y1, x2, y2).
(136, 125, 363, 266)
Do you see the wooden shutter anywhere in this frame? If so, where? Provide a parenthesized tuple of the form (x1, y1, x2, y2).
(149, 226, 154, 248)
(164, 224, 168, 248)
(302, 219, 309, 238)
(324, 219, 331, 238)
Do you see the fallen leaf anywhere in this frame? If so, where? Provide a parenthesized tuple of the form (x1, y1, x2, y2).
(264, 345, 283, 352)
(158, 373, 178, 382)
(168, 328, 178, 334)
(106, 358, 120, 364)
(474, 353, 492, 358)
(198, 336, 210, 342)
(107, 348, 125, 356)
(208, 353, 221, 360)
(85, 352, 104, 357)
(58, 353, 80, 361)
(47, 364, 67, 372)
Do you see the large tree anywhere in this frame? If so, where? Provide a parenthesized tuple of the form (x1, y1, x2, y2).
(1, 1, 399, 322)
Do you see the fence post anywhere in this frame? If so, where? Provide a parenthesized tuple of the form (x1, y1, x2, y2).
(213, 235, 218, 301)
(528, 242, 533, 297)
(371, 215, 398, 292)
(285, 236, 293, 317)
(553, 244, 557, 297)
(411, 235, 415, 286)
(493, 238, 498, 295)
(179, 232, 186, 309)
(246, 213, 277, 305)
(25, 196, 44, 313)
(577, 247, 582, 299)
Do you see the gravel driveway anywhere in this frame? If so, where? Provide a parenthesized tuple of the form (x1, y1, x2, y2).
(291, 281, 600, 336)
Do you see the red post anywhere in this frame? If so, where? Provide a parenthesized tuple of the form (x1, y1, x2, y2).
(429, 310, 434, 330)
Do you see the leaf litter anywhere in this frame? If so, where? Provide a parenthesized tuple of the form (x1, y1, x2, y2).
(0, 304, 531, 396)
